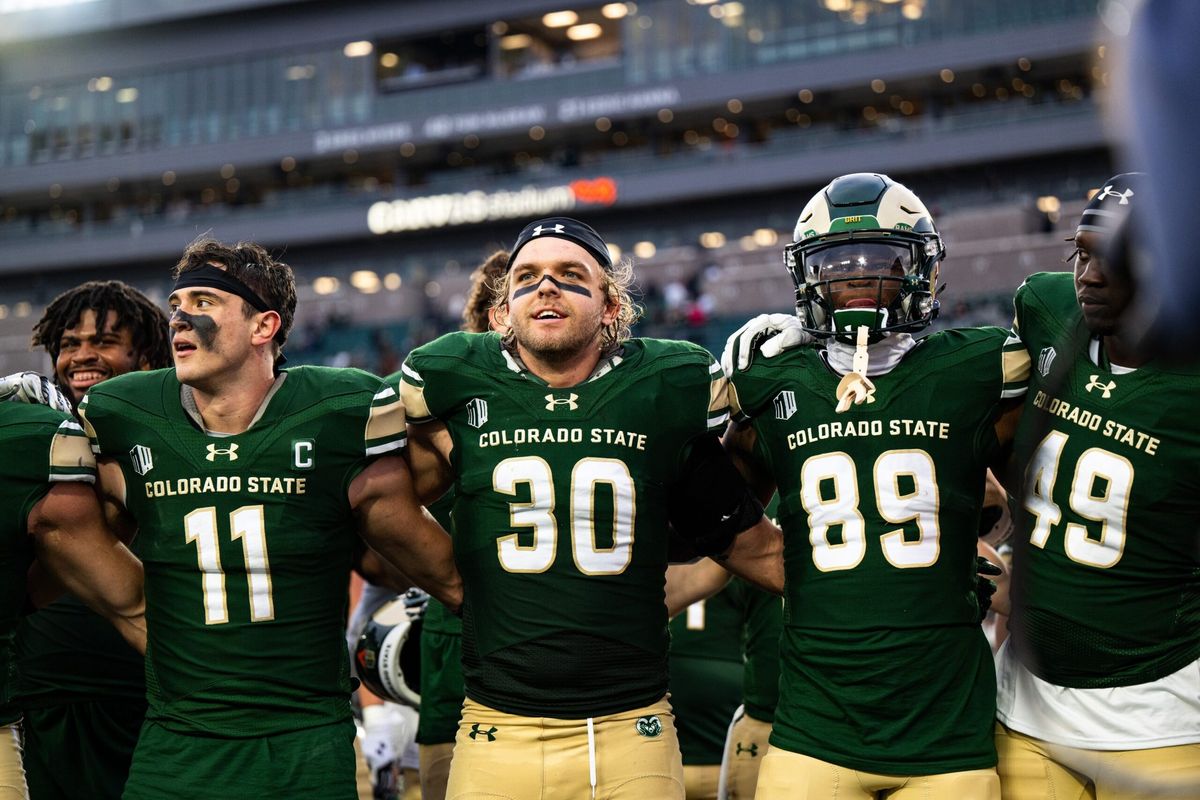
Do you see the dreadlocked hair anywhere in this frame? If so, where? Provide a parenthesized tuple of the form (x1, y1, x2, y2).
(462, 250, 509, 334)
(32, 280, 171, 370)
(173, 236, 297, 352)
(490, 256, 642, 351)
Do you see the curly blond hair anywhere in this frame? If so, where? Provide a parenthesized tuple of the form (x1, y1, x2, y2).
(491, 256, 642, 351)
(462, 250, 509, 333)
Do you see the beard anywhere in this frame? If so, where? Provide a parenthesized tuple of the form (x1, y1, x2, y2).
(510, 307, 607, 365)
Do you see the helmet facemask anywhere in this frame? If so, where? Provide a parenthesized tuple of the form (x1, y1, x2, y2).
(786, 230, 943, 344)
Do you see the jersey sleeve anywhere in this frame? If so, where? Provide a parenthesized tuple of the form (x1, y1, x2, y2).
(999, 331, 1031, 399)
(705, 353, 731, 434)
(397, 356, 435, 425)
(364, 380, 406, 456)
(48, 418, 97, 484)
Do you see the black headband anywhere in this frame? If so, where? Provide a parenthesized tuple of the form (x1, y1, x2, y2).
(172, 263, 274, 313)
(509, 216, 613, 272)
(1078, 172, 1145, 234)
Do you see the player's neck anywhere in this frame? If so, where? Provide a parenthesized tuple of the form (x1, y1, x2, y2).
(515, 342, 604, 388)
(1102, 331, 1148, 369)
(188, 355, 278, 434)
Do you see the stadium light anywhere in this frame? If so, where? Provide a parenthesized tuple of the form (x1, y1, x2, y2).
(343, 41, 374, 58)
(313, 277, 340, 295)
(350, 270, 381, 293)
(567, 23, 603, 41)
(601, 3, 628, 19)
(115, 87, 138, 103)
(542, 11, 578, 28)
(700, 232, 727, 249)
(500, 33, 532, 50)
(634, 241, 656, 259)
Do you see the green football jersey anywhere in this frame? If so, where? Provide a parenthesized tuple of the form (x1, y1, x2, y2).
(1010, 272, 1200, 688)
(77, 366, 406, 738)
(0, 404, 96, 724)
(669, 580, 749, 765)
(730, 327, 1028, 775)
(741, 578, 782, 724)
(401, 332, 729, 718)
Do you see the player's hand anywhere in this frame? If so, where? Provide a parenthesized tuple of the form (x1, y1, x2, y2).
(721, 314, 811, 375)
(0, 372, 74, 414)
(361, 704, 402, 798)
(975, 556, 1003, 623)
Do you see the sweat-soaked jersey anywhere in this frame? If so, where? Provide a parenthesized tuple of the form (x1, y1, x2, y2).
(78, 366, 405, 737)
(401, 332, 728, 718)
(729, 327, 1028, 774)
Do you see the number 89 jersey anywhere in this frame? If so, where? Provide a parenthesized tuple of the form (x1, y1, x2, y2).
(400, 332, 729, 719)
(728, 327, 1028, 775)
(78, 366, 406, 737)
(1010, 272, 1200, 689)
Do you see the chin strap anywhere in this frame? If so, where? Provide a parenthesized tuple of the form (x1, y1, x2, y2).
(834, 325, 877, 413)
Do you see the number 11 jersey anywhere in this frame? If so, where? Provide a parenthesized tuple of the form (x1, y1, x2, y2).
(78, 366, 405, 737)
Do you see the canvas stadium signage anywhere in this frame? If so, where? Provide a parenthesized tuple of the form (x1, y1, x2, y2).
(367, 178, 618, 234)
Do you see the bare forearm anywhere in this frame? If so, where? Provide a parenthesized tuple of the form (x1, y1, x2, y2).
(718, 518, 785, 595)
(665, 560, 732, 618)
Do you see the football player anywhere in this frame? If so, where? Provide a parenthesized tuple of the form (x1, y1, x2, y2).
(723, 174, 1028, 799)
(0, 402, 145, 800)
(400, 217, 783, 800)
(996, 172, 1200, 797)
(8, 280, 169, 800)
(76, 237, 461, 799)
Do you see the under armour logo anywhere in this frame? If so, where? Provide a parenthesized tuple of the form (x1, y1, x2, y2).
(1085, 375, 1117, 398)
(1096, 185, 1134, 205)
(205, 443, 239, 461)
(736, 742, 759, 757)
(532, 223, 565, 236)
(468, 723, 497, 742)
(545, 393, 579, 411)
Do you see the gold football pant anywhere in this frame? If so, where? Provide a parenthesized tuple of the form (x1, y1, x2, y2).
(0, 725, 24, 800)
(755, 746, 999, 800)
(717, 705, 772, 799)
(996, 722, 1200, 799)
(683, 764, 719, 799)
(420, 742, 454, 800)
(446, 696, 685, 800)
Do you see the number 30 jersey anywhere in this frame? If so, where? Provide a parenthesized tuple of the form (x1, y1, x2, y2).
(729, 328, 1028, 775)
(1009, 272, 1200, 689)
(400, 332, 728, 719)
(78, 367, 406, 737)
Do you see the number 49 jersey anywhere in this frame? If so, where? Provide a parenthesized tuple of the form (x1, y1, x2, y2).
(78, 366, 405, 737)
(729, 327, 1028, 775)
(400, 332, 728, 719)
(1010, 272, 1200, 689)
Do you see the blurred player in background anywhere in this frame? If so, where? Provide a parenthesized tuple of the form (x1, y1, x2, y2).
(996, 172, 1200, 798)
(11, 280, 169, 800)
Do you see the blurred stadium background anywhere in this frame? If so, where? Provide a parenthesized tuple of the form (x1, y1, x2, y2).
(0, 0, 1115, 375)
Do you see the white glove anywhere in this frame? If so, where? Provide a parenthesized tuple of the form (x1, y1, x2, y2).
(361, 703, 417, 797)
(721, 314, 812, 375)
(0, 372, 74, 413)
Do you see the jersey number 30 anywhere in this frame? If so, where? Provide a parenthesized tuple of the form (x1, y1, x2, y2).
(493, 456, 635, 575)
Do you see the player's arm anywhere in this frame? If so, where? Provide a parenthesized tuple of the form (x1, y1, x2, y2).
(667, 433, 785, 595)
(665, 559, 732, 618)
(403, 419, 455, 506)
(723, 422, 777, 506)
(989, 397, 1025, 478)
(27, 482, 146, 654)
(354, 542, 415, 595)
(350, 454, 462, 614)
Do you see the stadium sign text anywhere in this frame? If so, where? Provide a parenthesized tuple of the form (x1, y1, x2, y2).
(367, 178, 618, 234)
